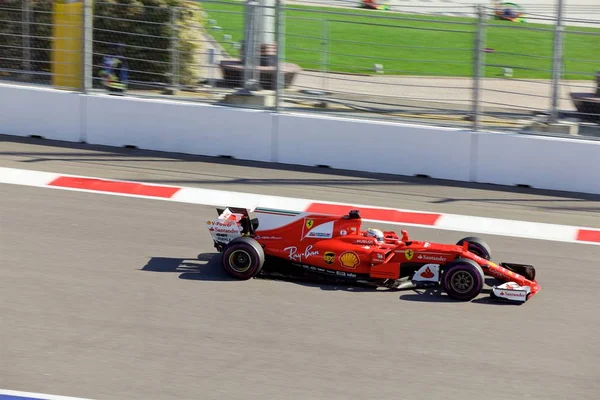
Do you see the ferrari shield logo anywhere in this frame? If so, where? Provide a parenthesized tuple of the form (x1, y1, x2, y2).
(306, 219, 314, 229)
(405, 249, 414, 260)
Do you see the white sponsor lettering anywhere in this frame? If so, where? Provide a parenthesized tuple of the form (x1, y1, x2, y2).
(503, 291, 526, 297)
(210, 226, 240, 234)
(212, 218, 236, 226)
(492, 282, 530, 302)
(307, 232, 332, 238)
(209, 220, 241, 234)
(284, 245, 320, 262)
(304, 221, 334, 239)
(418, 254, 446, 262)
(490, 269, 515, 281)
(354, 239, 373, 245)
(471, 254, 486, 263)
(208, 219, 241, 234)
(255, 235, 281, 240)
(208, 219, 242, 243)
(493, 289, 527, 302)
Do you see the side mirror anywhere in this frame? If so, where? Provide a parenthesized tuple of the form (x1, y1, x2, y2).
(401, 230, 409, 241)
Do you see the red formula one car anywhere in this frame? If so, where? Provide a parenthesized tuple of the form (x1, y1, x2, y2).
(207, 207, 540, 303)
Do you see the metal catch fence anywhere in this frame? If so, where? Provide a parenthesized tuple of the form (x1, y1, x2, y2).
(0, 0, 65, 86)
(1, 0, 598, 136)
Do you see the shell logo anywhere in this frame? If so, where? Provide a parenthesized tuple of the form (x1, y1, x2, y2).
(339, 251, 360, 269)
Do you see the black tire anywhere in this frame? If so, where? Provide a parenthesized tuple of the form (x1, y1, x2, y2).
(502, 263, 536, 281)
(456, 236, 492, 260)
(221, 237, 265, 280)
(442, 258, 485, 301)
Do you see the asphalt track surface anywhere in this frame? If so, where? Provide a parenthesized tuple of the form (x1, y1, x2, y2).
(1, 136, 600, 400)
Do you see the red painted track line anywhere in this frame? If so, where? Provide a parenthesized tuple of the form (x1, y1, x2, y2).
(305, 202, 442, 226)
(576, 229, 600, 243)
(2, 167, 589, 245)
(48, 176, 181, 199)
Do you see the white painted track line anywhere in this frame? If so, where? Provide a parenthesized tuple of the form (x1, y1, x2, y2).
(0, 166, 598, 246)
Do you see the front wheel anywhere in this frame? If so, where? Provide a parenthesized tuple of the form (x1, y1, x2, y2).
(456, 236, 492, 260)
(442, 258, 485, 301)
(221, 237, 265, 280)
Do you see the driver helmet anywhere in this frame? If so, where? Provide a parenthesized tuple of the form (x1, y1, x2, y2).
(365, 228, 384, 242)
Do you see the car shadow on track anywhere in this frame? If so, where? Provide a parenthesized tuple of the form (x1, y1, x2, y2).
(398, 278, 524, 306)
(140, 253, 233, 281)
(398, 289, 516, 305)
(256, 276, 387, 293)
(398, 289, 464, 303)
(142, 253, 397, 293)
(141, 255, 523, 304)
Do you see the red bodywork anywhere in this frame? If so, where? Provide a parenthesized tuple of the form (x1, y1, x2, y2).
(252, 210, 540, 298)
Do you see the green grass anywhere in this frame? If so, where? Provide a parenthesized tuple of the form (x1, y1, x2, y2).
(202, 1, 600, 80)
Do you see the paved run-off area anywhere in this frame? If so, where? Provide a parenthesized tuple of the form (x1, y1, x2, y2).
(1, 136, 599, 400)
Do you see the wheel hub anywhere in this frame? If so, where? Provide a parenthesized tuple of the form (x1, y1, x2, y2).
(229, 250, 252, 273)
(452, 271, 474, 293)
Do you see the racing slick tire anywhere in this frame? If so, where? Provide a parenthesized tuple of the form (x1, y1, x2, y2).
(501, 263, 536, 281)
(221, 237, 265, 280)
(456, 236, 492, 260)
(442, 258, 485, 301)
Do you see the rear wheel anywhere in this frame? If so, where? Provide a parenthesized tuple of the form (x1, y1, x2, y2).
(456, 236, 492, 260)
(221, 237, 265, 280)
(443, 258, 485, 301)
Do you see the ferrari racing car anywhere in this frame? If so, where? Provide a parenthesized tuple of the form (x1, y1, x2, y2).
(207, 207, 540, 303)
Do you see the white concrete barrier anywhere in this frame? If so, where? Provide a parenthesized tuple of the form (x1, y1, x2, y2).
(0, 83, 82, 142)
(475, 131, 600, 194)
(2, 83, 600, 195)
(83, 94, 275, 162)
(276, 113, 474, 181)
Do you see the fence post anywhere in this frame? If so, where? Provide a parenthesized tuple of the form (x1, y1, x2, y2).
(261, 0, 275, 44)
(170, 7, 180, 91)
(550, 0, 565, 122)
(471, 5, 485, 132)
(242, 1, 251, 85)
(22, 0, 31, 81)
(242, 0, 260, 90)
(274, 0, 284, 111)
(82, 0, 93, 93)
(251, 1, 262, 88)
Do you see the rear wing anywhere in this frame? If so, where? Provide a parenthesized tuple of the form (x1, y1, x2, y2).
(208, 207, 259, 251)
(216, 207, 251, 218)
(215, 206, 258, 234)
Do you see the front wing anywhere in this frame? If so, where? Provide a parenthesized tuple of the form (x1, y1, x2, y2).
(486, 261, 540, 303)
